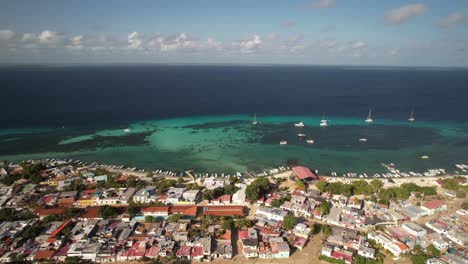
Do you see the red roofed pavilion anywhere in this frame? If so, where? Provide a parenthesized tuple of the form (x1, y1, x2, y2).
(292, 166, 317, 181)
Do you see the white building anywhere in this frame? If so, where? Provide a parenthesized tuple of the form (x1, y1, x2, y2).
(368, 231, 408, 257)
(232, 183, 246, 204)
(182, 190, 200, 203)
(402, 222, 427, 237)
(256, 206, 288, 222)
(133, 187, 157, 204)
(421, 200, 447, 215)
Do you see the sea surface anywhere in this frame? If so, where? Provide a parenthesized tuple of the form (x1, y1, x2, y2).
(1, 65, 468, 174)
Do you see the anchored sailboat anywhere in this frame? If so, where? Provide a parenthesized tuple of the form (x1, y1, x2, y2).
(365, 108, 373, 123)
(252, 113, 258, 125)
(320, 112, 328, 127)
(408, 110, 415, 122)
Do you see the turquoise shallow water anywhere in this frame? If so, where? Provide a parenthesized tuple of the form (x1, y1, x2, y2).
(1, 115, 467, 174)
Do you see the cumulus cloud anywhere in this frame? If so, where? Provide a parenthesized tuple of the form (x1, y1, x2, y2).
(352, 40, 366, 49)
(21, 33, 36, 42)
(65, 35, 84, 50)
(309, 0, 335, 9)
(237, 35, 262, 53)
(128, 31, 143, 50)
(439, 13, 466, 27)
(0, 29, 15, 41)
(385, 4, 426, 25)
(37, 30, 64, 45)
(320, 39, 337, 49)
(266, 33, 280, 41)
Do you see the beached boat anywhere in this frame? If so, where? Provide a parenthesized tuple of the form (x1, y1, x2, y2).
(320, 112, 328, 127)
(408, 110, 415, 122)
(306, 139, 314, 144)
(280, 140, 288, 145)
(297, 133, 306, 137)
(294, 122, 304, 127)
(365, 108, 373, 123)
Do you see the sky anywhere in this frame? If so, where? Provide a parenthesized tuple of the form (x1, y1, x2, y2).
(0, 0, 468, 66)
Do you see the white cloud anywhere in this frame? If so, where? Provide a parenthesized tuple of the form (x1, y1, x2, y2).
(150, 33, 198, 52)
(0, 30, 15, 41)
(309, 0, 335, 9)
(65, 35, 84, 50)
(320, 39, 336, 48)
(37, 30, 64, 45)
(385, 4, 426, 25)
(128, 31, 143, 50)
(352, 40, 366, 49)
(238, 35, 262, 53)
(21, 33, 36, 42)
(439, 13, 466, 27)
(266, 33, 280, 41)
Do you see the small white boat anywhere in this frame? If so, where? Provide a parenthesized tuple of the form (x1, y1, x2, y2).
(280, 140, 288, 145)
(294, 122, 304, 127)
(123, 128, 131, 132)
(359, 138, 368, 142)
(252, 113, 258, 125)
(306, 139, 314, 144)
(421, 155, 430, 159)
(408, 110, 415, 122)
(365, 108, 373, 123)
(297, 133, 306, 137)
(320, 112, 328, 127)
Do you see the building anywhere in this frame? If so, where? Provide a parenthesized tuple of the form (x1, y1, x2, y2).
(133, 187, 157, 204)
(402, 222, 427, 237)
(421, 200, 447, 215)
(202, 206, 244, 217)
(182, 189, 200, 203)
(291, 166, 317, 181)
(142, 206, 169, 218)
(403, 205, 428, 220)
(256, 206, 288, 222)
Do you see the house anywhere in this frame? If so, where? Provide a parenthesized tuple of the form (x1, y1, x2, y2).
(239, 228, 259, 258)
(202, 206, 244, 217)
(203, 178, 226, 190)
(170, 205, 198, 217)
(133, 187, 157, 204)
(34, 250, 56, 261)
(142, 206, 169, 218)
(256, 206, 287, 222)
(403, 205, 428, 220)
(232, 183, 247, 204)
(79, 206, 102, 220)
(368, 231, 409, 257)
(331, 248, 353, 264)
(271, 240, 290, 258)
(444, 190, 457, 198)
(291, 166, 317, 182)
(176, 246, 191, 260)
(211, 194, 231, 205)
(402, 222, 427, 237)
(182, 189, 200, 203)
(358, 245, 375, 259)
(421, 200, 447, 215)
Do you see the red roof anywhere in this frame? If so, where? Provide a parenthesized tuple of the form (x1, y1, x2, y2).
(80, 206, 101, 219)
(43, 195, 54, 204)
(34, 208, 65, 216)
(35, 250, 56, 259)
(422, 200, 446, 210)
(50, 220, 73, 237)
(292, 166, 317, 180)
(218, 231, 231, 241)
(238, 230, 249, 240)
(176, 246, 191, 257)
(170, 205, 197, 216)
(202, 206, 244, 216)
(191, 246, 203, 257)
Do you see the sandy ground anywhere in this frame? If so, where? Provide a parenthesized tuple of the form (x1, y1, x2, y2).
(323, 175, 459, 188)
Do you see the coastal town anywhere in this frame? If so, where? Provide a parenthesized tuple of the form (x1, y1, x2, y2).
(0, 159, 466, 264)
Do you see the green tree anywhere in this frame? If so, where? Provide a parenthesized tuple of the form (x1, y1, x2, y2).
(221, 218, 234, 230)
(98, 205, 118, 219)
(126, 202, 141, 217)
(295, 180, 306, 188)
(270, 199, 281, 208)
(245, 177, 271, 202)
(426, 244, 440, 257)
(370, 179, 383, 193)
(145, 216, 155, 223)
(282, 215, 297, 230)
(463, 202, 468, 210)
(169, 214, 181, 223)
(410, 254, 428, 264)
(316, 181, 328, 192)
(321, 224, 331, 237)
(318, 201, 332, 215)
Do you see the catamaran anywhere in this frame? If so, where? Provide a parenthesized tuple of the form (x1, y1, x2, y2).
(252, 113, 258, 125)
(408, 110, 415, 122)
(320, 112, 328, 127)
(294, 122, 304, 127)
(365, 108, 373, 123)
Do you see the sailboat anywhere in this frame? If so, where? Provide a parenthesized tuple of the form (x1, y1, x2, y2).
(408, 110, 415, 122)
(252, 113, 258, 125)
(365, 108, 373, 123)
(294, 122, 305, 127)
(320, 112, 328, 127)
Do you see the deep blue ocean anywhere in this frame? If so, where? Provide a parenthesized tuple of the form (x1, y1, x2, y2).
(1, 65, 468, 174)
(2, 65, 468, 129)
